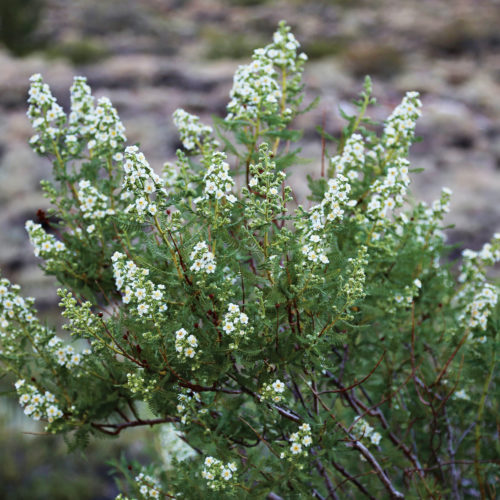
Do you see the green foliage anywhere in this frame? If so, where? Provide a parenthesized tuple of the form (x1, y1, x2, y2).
(0, 0, 45, 56)
(45, 39, 110, 65)
(1, 20, 499, 499)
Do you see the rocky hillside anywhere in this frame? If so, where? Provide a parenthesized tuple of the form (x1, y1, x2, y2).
(1, 0, 500, 313)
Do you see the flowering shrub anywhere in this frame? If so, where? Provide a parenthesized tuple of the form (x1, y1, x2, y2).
(1, 21, 499, 499)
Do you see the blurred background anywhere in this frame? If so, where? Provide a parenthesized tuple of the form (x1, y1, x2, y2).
(1, 0, 500, 497)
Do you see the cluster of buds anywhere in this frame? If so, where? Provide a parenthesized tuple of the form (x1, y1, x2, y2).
(247, 146, 287, 201)
(126, 370, 158, 399)
(174, 328, 199, 360)
(112, 252, 168, 321)
(261, 379, 286, 403)
(201, 456, 238, 491)
(173, 108, 217, 153)
(244, 145, 290, 230)
(58, 289, 105, 344)
(280, 423, 313, 459)
(352, 416, 382, 446)
(189, 242, 216, 275)
(15, 379, 63, 425)
(176, 389, 206, 425)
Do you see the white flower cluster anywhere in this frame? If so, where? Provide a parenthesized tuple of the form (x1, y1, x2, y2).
(331, 133, 365, 180)
(15, 379, 63, 424)
(461, 284, 498, 332)
(133, 471, 162, 499)
(408, 188, 452, 247)
(0, 278, 36, 330)
(174, 328, 198, 360)
(201, 152, 237, 206)
(201, 456, 238, 490)
(65, 76, 95, 154)
(382, 91, 422, 149)
(221, 303, 250, 338)
(300, 174, 355, 266)
(281, 423, 313, 459)
(352, 416, 382, 446)
(120, 145, 166, 218)
(25, 220, 66, 260)
(300, 233, 330, 266)
(394, 278, 423, 307)
(453, 389, 470, 401)
(366, 157, 411, 222)
(226, 23, 306, 121)
(173, 108, 217, 153)
(27, 74, 127, 157)
(112, 252, 168, 320)
(68, 76, 94, 130)
(86, 96, 126, 152)
(311, 174, 355, 230)
(189, 242, 216, 274)
(2, 280, 92, 380)
(77, 180, 115, 223)
(459, 233, 500, 285)
(0, 279, 90, 375)
(46, 335, 90, 368)
(261, 379, 286, 403)
(455, 233, 500, 334)
(27, 73, 66, 153)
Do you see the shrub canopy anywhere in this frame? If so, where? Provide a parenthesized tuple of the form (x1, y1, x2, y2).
(1, 21, 499, 499)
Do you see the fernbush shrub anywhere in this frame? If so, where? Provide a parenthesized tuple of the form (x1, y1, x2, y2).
(1, 21, 499, 499)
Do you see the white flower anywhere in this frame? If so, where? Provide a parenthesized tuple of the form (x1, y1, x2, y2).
(184, 347, 195, 358)
(302, 435, 312, 446)
(221, 468, 232, 480)
(272, 380, 285, 393)
(176, 328, 187, 339)
(223, 322, 235, 334)
(137, 303, 149, 316)
(370, 432, 382, 446)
